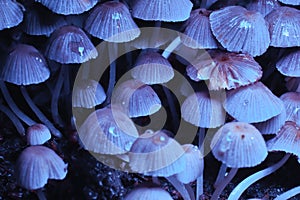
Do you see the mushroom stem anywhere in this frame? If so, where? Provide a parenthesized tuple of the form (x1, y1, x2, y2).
(162, 85, 179, 128)
(35, 188, 47, 200)
(20, 87, 62, 138)
(228, 153, 291, 200)
(166, 176, 193, 200)
(51, 66, 65, 128)
(0, 80, 36, 126)
(104, 42, 118, 105)
(274, 186, 300, 200)
(196, 127, 205, 200)
(214, 163, 227, 188)
(0, 103, 25, 136)
(211, 167, 238, 200)
(162, 36, 181, 59)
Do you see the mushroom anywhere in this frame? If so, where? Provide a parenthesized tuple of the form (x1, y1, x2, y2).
(228, 121, 300, 200)
(280, 92, 300, 124)
(180, 8, 218, 49)
(26, 123, 51, 145)
(265, 6, 300, 47)
(276, 49, 300, 77)
(278, 0, 300, 6)
(186, 50, 263, 90)
(45, 25, 98, 127)
(209, 6, 270, 56)
(0, 0, 24, 31)
(0, 43, 62, 137)
(15, 145, 67, 199)
(35, 0, 98, 15)
(84, 1, 140, 105)
(210, 122, 268, 199)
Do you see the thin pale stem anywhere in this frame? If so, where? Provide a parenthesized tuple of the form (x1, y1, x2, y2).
(105, 43, 117, 105)
(214, 163, 227, 188)
(0, 103, 25, 136)
(166, 176, 193, 200)
(274, 186, 300, 200)
(0, 81, 36, 126)
(51, 66, 65, 128)
(211, 168, 238, 200)
(21, 87, 62, 138)
(35, 188, 47, 200)
(228, 153, 291, 200)
(196, 128, 205, 200)
(162, 36, 181, 59)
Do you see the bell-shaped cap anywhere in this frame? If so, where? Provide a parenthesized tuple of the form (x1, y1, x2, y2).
(0, 0, 23, 30)
(26, 124, 51, 145)
(245, 0, 280, 17)
(280, 92, 300, 124)
(276, 49, 300, 77)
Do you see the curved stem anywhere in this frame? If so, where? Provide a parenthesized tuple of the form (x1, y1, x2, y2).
(211, 168, 238, 200)
(162, 36, 181, 59)
(0, 81, 35, 126)
(228, 153, 291, 200)
(0, 103, 25, 136)
(214, 163, 227, 188)
(104, 43, 117, 105)
(51, 66, 65, 128)
(166, 176, 193, 200)
(274, 186, 300, 200)
(21, 87, 62, 138)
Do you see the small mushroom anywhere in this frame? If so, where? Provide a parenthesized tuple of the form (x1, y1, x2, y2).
(276, 49, 300, 77)
(280, 92, 300, 124)
(245, 0, 280, 17)
(0, 0, 24, 31)
(26, 123, 51, 145)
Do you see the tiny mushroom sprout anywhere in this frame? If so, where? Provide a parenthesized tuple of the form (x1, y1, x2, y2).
(245, 0, 280, 17)
(129, 129, 194, 200)
(186, 50, 263, 91)
(78, 105, 139, 158)
(180, 8, 218, 49)
(22, 3, 67, 36)
(72, 79, 106, 109)
(45, 25, 98, 126)
(16, 145, 67, 199)
(209, 6, 270, 57)
(280, 92, 300, 124)
(210, 122, 268, 199)
(111, 79, 161, 118)
(0, 0, 24, 31)
(223, 82, 284, 123)
(276, 49, 300, 77)
(130, 0, 193, 22)
(26, 123, 51, 146)
(35, 0, 98, 15)
(124, 183, 173, 200)
(265, 6, 300, 47)
(0, 43, 62, 137)
(228, 121, 300, 200)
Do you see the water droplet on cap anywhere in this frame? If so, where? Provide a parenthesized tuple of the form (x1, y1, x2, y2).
(78, 47, 84, 56)
(243, 100, 249, 106)
(109, 126, 118, 137)
(124, 142, 132, 151)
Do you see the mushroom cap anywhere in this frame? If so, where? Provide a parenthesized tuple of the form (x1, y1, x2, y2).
(265, 6, 300, 47)
(16, 145, 67, 190)
(26, 124, 51, 145)
(129, 129, 186, 176)
(276, 49, 300, 77)
(78, 106, 139, 155)
(186, 50, 262, 90)
(0, 0, 23, 31)
(278, 0, 300, 5)
(175, 144, 203, 184)
(72, 79, 106, 108)
(45, 25, 98, 64)
(124, 185, 173, 200)
(181, 91, 226, 128)
(210, 122, 267, 168)
(253, 108, 286, 135)
(224, 82, 284, 123)
(22, 4, 67, 36)
(35, 0, 98, 15)
(209, 6, 270, 57)
(131, 52, 174, 84)
(111, 79, 161, 117)
(267, 121, 300, 156)
(245, 0, 280, 17)
(280, 92, 300, 124)
(181, 9, 218, 49)
(84, 1, 140, 43)
(0, 44, 50, 85)
(131, 0, 193, 22)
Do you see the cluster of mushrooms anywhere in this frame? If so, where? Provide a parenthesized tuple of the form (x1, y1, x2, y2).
(1, 0, 300, 199)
